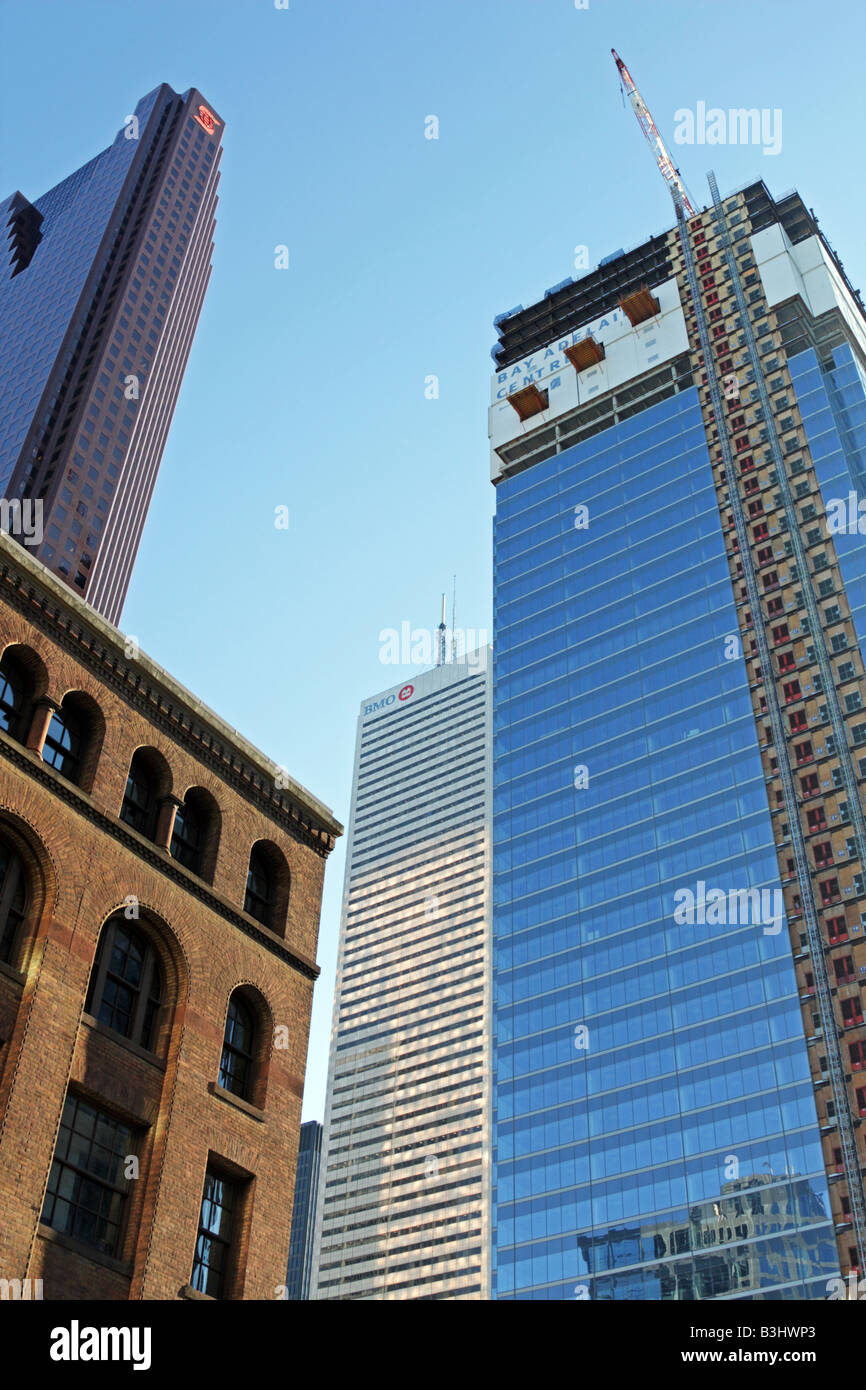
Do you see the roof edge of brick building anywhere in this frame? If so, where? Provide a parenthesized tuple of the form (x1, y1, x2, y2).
(0, 529, 343, 841)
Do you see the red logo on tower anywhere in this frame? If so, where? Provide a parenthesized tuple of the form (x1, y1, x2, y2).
(194, 104, 218, 135)
(398, 685, 414, 702)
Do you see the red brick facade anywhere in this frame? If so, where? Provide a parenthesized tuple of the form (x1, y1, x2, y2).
(0, 535, 341, 1300)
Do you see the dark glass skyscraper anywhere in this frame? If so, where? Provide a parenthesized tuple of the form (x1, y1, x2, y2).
(0, 83, 222, 624)
(489, 180, 866, 1299)
(286, 1121, 323, 1301)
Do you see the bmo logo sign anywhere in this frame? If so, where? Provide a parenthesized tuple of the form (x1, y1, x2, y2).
(364, 684, 414, 717)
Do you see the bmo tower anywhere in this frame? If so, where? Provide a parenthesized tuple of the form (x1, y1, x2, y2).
(490, 179, 866, 1299)
(0, 84, 223, 624)
(312, 652, 491, 1299)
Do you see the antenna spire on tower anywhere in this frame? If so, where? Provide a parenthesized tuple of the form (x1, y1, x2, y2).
(451, 576, 457, 663)
(437, 593, 447, 667)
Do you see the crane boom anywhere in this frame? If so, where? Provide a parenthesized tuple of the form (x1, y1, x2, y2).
(611, 48, 696, 217)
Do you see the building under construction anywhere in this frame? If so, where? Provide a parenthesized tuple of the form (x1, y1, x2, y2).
(489, 53, 866, 1298)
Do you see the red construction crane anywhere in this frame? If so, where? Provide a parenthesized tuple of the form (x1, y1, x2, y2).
(611, 48, 697, 218)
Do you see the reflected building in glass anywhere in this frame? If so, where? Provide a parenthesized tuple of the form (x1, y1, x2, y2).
(489, 179, 866, 1299)
(0, 84, 222, 624)
(286, 1121, 323, 1300)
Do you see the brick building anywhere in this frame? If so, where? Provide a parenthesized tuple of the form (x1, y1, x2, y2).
(0, 531, 341, 1299)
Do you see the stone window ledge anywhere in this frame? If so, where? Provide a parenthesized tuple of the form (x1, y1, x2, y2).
(37, 1223, 132, 1277)
(207, 1080, 265, 1123)
(0, 958, 25, 986)
(80, 1012, 167, 1070)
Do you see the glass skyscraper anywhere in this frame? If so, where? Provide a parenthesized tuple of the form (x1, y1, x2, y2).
(489, 180, 866, 1299)
(286, 1121, 323, 1301)
(0, 83, 222, 623)
(312, 651, 491, 1300)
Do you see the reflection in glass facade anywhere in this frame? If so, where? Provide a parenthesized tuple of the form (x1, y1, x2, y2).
(492, 386, 837, 1299)
(0, 91, 160, 495)
(791, 344, 866, 666)
(0, 84, 222, 623)
(286, 1121, 322, 1301)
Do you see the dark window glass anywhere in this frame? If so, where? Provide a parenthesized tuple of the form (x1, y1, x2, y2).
(170, 801, 201, 872)
(191, 1168, 237, 1298)
(85, 919, 162, 1052)
(0, 658, 24, 737)
(41, 1095, 133, 1256)
(0, 840, 27, 964)
(43, 709, 82, 781)
(219, 996, 255, 1099)
(120, 756, 156, 838)
(244, 852, 272, 925)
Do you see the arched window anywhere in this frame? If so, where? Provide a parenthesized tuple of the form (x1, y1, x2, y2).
(242, 840, 290, 935)
(170, 800, 202, 873)
(85, 917, 163, 1052)
(0, 838, 27, 964)
(0, 646, 43, 744)
(244, 849, 273, 926)
(42, 707, 82, 781)
(0, 653, 25, 738)
(121, 751, 159, 838)
(219, 995, 256, 1099)
(170, 788, 219, 881)
(41, 692, 104, 791)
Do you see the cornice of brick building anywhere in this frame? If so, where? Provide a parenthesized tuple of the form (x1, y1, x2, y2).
(0, 531, 343, 858)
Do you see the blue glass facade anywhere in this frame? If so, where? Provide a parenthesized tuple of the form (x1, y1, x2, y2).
(492, 385, 838, 1299)
(789, 344, 866, 667)
(286, 1121, 322, 1300)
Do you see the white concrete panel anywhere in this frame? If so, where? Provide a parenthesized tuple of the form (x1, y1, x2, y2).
(753, 228, 866, 363)
(489, 277, 688, 478)
(752, 223, 806, 309)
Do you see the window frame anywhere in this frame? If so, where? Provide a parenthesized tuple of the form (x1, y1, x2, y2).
(0, 656, 25, 738)
(120, 755, 158, 839)
(170, 800, 203, 873)
(42, 707, 82, 781)
(40, 1093, 135, 1258)
(191, 1166, 238, 1298)
(85, 917, 163, 1053)
(0, 838, 27, 964)
(243, 850, 273, 926)
(218, 995, 256, 1100)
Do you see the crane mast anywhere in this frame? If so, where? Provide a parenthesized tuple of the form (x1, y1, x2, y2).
(611, 48, 696, 217)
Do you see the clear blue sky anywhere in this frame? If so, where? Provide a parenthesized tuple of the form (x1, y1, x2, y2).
(2, 0, 864, 1119)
